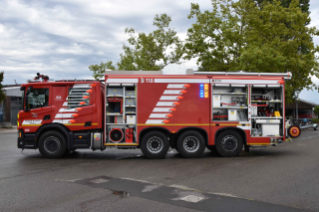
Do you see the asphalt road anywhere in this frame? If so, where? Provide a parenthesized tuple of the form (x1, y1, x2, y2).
(0, 129, 319, 211)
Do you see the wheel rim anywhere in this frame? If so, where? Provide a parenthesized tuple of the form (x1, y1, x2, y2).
(221, 135, 238, 152)
(183, 136, 200, 153)
(44, 136, 61, 154)
(146, 136, 163, 153)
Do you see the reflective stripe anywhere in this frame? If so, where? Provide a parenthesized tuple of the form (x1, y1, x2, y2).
(156, 102, 176, 106)
(53, 120, 72, 124)
(62, 114, 74, 118)
(167, 84, 186, 88)
(55, 114, 63, 118)
(149, 114, 169, 118)
(155, 79, 209, 83)
(163, 90, 182, 94)
(59, 108, 77, 112)
(213, 80, 278, 84)
(160, 96, 178, 100)
(73, 84, 90, 88)
(107, 78, 138, 83)
(153, 108, 171, 112)
(146, 120, 165, 124)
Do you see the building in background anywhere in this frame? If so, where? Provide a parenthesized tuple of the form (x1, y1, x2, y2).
(1, 85, 22, 126)
(286, 99, 319, 120)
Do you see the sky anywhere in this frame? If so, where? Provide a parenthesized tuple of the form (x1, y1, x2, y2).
(1, 0, 319, 103)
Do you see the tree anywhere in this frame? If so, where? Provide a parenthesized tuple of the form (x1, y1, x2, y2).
(185, 0, 319, 100)
(89, 61, 115, 80)
(314, 105, 319, 117)
(255, 0, 310, 14)
(89, 14, 183, 79)
(0, 71, 5, 103)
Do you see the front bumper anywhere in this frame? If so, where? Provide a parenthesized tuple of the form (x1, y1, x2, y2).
(17, 130, 37, 149)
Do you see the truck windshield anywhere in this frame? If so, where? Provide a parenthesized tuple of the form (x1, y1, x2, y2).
(27, 88, 49, 110)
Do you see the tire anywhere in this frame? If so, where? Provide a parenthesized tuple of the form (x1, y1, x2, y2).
(215, 130, 243, 157)
(288, 125, 301, 138)
(207, 145, 221, 156)
(141, 131, 169, 159)
(38, 131, 67, 158)
(177, 130, 205, 158)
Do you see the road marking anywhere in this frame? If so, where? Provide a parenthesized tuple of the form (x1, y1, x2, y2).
(90, 179, 109, 184)
(119, 177, 151, 184)
(180, 195, 206, 203)
(142, 185, 161, 192)
(169, 184, 196, 191)
(209, 192, 238, 198)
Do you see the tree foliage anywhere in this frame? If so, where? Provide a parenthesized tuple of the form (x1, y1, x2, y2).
(88, 61, 115, 80)
(255, 0, 310, 14)
(0, 71, 6, 103)
(314, 105, 319, 117)
(185, 0, 319, 100)
(89, 14, 183, 79)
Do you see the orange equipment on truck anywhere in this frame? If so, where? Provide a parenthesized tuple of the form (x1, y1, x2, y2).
(17, 70, 300, 159)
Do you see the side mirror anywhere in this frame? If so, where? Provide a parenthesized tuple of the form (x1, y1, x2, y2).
(24, 86, 32, 112)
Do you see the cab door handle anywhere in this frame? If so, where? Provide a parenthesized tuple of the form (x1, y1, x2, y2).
(43, 115, 50, 120)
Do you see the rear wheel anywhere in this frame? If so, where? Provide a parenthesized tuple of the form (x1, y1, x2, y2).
(39, 131, 66, 158)
(215, 130, 243, 157)
(177, 131, 205, 158)
(141, 131, 169, 159)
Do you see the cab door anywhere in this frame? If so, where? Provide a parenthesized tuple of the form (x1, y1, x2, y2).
(20, 85, 52, 133)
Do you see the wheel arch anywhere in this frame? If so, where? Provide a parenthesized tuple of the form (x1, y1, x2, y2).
(35, 124, 70, 149)
(139, 127, 171, 146)
(214, 127, 247, 145)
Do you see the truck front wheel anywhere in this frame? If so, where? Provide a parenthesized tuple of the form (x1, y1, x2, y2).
(39, 131, 66, 158)
(215, 130, 243, 157)
(141, 131, 169, 159)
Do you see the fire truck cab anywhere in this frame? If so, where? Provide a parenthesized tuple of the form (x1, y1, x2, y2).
(17, 70, 299, 159)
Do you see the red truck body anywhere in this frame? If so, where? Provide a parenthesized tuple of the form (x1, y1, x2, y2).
(17, 71, 297, 158)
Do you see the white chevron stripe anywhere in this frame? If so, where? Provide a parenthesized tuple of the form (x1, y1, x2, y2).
(153, 108, 171, 112)
(59, 108, 77, 112)
(55, 114, 63, 118)
(167, 84, 186, 88)
(163, 90, 182, 94)
(146, 120, 165, 124)
(53, 120, 72, 124)
(160, 96, 178, 100)
(156, 102, 176, 106)
(149, 114, 169, 118)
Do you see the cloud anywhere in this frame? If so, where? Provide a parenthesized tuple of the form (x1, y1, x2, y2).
(1, 0, 319, 104)
(1, 0, 214, 85)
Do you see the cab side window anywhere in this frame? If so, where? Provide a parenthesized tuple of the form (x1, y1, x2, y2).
(27, 89, 49, 110)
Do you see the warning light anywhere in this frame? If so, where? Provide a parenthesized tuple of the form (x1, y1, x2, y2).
(200, 84, 204, 98)
(200, 84, 209, 98)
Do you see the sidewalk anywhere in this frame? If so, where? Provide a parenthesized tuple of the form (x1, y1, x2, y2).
(0, 127, 18, 133)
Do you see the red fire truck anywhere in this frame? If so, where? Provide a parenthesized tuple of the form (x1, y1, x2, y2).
(17, 71, 301, 159)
